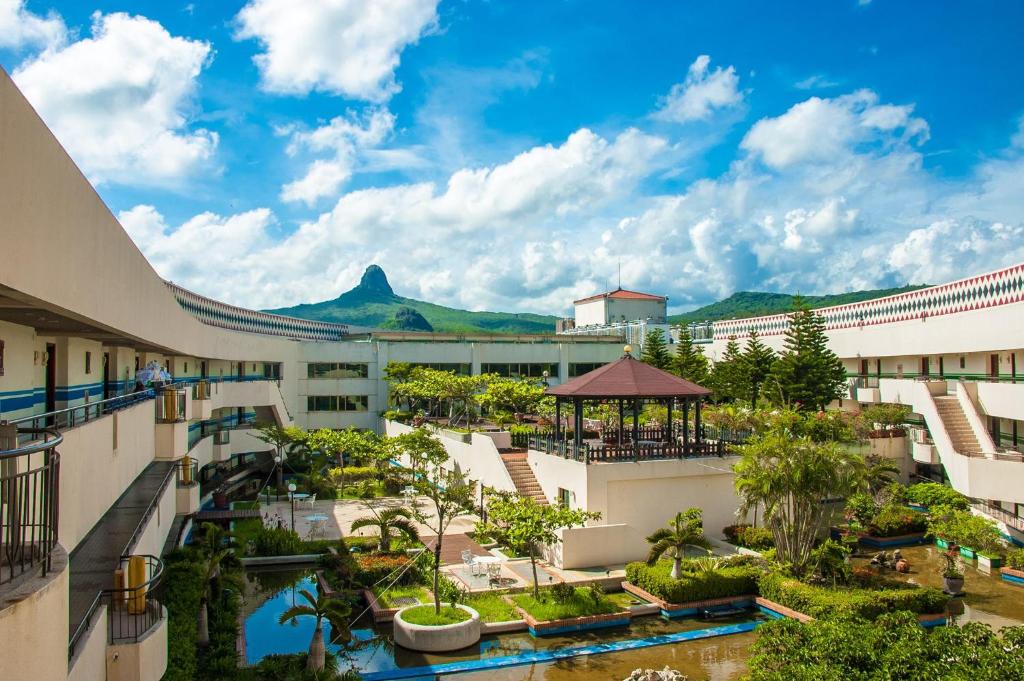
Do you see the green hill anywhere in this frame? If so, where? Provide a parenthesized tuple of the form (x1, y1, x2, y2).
(668, 285, 929, 325)
(265, 265, 559, 334)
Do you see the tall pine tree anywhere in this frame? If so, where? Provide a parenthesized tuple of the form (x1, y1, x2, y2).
(673, 326, 711, 386)
(769, 297, 847, 410)
(640, 328, 672, 371)
(711, 338, 744, 402)
(740, 330, 777, 406)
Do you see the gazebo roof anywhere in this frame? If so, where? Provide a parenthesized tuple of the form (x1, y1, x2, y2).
(547, 353, 711, 399)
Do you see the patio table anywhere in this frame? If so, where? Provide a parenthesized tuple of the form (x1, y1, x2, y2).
(304, 514, 329, 522)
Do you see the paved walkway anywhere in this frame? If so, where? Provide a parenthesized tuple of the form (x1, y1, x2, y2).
(67, 461, 174, 640)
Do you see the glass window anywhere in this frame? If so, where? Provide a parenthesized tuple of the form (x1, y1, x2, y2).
(481, 363, 559, 379)
(306, 395, 369, 412)
(307, 362, 369, 379)
(411, 363, 471, 375)
(569, 362, 605, 377)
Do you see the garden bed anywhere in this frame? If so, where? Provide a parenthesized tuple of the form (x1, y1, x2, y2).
(757, 573, 947, 621)
(363, 586, 434, 623)
(509, 588, 629, 636)
(999, 566, 1024, 586)
(624, 560, 761, 608)
(622, 580, 755, 619)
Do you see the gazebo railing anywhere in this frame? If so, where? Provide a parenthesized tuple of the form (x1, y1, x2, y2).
(515, 427, 742, 463)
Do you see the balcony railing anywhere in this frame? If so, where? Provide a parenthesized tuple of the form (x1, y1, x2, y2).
(511, 425, 745, 464)
(973, 501, 1024, 533)
(68, 554, 165, 661)
(10, 390, 154, 438)
(191, 380, 211, 400)
(0, 426, 61, 586)
(176, 457, 199, 488)
(155, 386, 187, 423)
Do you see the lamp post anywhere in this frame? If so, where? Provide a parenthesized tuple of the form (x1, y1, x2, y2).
(287, 482, 297, 532)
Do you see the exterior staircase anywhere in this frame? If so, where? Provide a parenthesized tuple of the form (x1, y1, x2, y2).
(500, 452, 548, 505)
(933, 396, 983, 456)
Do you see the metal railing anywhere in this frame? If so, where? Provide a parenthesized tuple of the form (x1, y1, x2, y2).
(10, 390, 154, 438)
(192, 380, 211, 400)
(512, 427, 739, 464)
(155, 386, 187, 423)
(176, 457, 199, 488)
(123, 465, 176, 558)
(855, 376, 881, 389)
(213, 429, 231, 446)
(1, 426, 61, 586)
(973, 501, 1024, 532)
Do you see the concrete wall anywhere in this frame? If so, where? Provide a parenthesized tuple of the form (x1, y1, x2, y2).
(68, 605, 108, 681)
(107, 610, 168, 681)
(58, 401, 157, 551)
(0, 546, 70, 681)
(554, 524, 649, 569)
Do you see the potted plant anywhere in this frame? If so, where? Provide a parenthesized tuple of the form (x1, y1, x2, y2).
(941, 550, 965, 595)
(213, 485, 229, 509)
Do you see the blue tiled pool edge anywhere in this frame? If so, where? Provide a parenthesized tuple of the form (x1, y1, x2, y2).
(360, 619, 761, 681)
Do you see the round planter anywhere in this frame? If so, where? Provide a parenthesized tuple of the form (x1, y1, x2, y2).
(943, 576, 965, 595)
(393, 604, 481, 652)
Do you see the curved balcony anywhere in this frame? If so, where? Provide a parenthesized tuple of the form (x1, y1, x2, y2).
(0, 426, 61, 588)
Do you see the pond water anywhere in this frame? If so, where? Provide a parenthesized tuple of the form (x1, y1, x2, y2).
(243, 570, 760, 680)
(850, 544, 1024, 628)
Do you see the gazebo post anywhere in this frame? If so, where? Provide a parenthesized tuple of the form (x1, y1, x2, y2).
(682, 399, 690, 456)
(617, 399, 624, 447)
(632, 398, 640, 443)
(694, 398, 703, 453)
(554, 398, 561, 440)
(574, 397, 583, 454)
(666, 398, 673, 444)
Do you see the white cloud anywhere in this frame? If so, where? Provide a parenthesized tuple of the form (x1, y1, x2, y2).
(0, 0, 66, 50)
(235, 0, 439, 102)
(888, 219, 1024, 285)
(12, 12, 216, 186)
(654, 55, 743, 123)
(280, 107, 396, 205)
(794, 74, 839, 90)
(741, 89, 928, 169)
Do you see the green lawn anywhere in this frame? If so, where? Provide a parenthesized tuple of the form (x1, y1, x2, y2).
(464, 592, 521, 623)
(372, 584, 431, 608)
(401, 605, 471, 626)
(605, 591, 648, 609)
(511, 588, 621, 622)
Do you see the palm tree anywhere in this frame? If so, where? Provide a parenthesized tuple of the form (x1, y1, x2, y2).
(196, 523, 242, 647)
(645, 508, 712, 579)
(349, 504, 420, 553)
(278, 588, 352, 672)
(865, 456, 900, 497)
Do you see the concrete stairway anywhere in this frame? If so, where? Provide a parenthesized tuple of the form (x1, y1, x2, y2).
(933, 396, 983, 456)
(500, 452, 548, 505)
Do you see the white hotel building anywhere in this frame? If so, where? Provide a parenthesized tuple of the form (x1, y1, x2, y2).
(0, 59, 1022, 680)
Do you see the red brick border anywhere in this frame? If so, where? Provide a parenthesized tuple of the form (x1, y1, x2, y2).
(501, 593, 630, 633)
(1000, 566, 1024, 580)
(361, 587, 435, 623)
(621, 581, 756, 614)
(754, 596, 815, 623)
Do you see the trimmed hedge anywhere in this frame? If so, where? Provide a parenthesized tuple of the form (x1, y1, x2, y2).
(625, 561, 759, 603)
(160, 554, 205, 681)
(906, 482, 968, 511)
(1007, 548, 1024, 570)
(757, 572, 947, 621)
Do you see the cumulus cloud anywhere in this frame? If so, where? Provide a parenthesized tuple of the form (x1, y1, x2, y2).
(654, 55, 743, 123)
(12, 12, 216, 186)
(0, 0, 66, 50)
(280, 107, 396, 205)
(235, 0, 439, 101)
(741, 89, 928, 169)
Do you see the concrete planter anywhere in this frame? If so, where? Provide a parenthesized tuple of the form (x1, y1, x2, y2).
(943, 576, 965, 595)
(393, 604, 481, 652)
(958, 546, 977, 560)
(999, 566, 1024, 586)
(977, 554, 1003, 570)
(857, 531, 928, 548)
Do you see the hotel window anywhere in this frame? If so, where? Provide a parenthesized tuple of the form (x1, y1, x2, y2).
(85, 351, 92, 374)
(960, 356, 966, 369)
(306, 395, 369, 412)
(307, 362, 370, 379)
(480, 363, 559, 379)
(568, 362, 605, 377)
(411, 362, 472, 375)
(557, 488, 571, 508)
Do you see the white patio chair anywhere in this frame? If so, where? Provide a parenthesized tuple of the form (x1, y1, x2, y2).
(461, 549, 478, 576)
(306, 493, 317, 510)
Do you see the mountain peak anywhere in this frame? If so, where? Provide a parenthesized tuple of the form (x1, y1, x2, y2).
(357, 264, 393, 296)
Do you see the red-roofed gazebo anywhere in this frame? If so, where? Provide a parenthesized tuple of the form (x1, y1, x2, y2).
(543, 347, 714, 461)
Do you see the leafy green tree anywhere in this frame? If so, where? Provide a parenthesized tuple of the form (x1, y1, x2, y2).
(768, 297, 848, 410)
(278, 588, 352, 672)
(396, 430, 476, 614)
(480, 493, 599, 598)
(644, 508, 712, 579)
(672, 326, 711, 386)
(739, 330, 776, 406)
(476, 378, 547, 419)
(865, 456, 901, 498)
(640, 328, 673, 370)
(309, 427, 380, 494)
(195, 523, 243, 647)
(710, 338, 744, 401)
(734, 432, 866, 573)
(253, 422, 307, 489)
(349, 504, 420, 553)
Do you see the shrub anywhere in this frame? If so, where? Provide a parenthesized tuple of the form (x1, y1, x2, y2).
(756, 572, 947, 620)
(159, 554, 205, 681)
(550, 581, 576, 604)
(252, 526, 304, 556)
(723, 524, 750, 542)
(355, 552, 415, 587)
(868, 505, 928, 537)
(736, 526, 775, 550)
(625, 560, 759, 604)
(844, 492, 879, 528)
(1007, 548, 1024, 570)
(927, 508, 1004, 553)
(339, 466, 378, 482)
(907, 482, 968, 510)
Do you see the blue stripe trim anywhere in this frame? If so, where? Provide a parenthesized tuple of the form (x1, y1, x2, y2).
(528, 616, 630, 637)
(1002, 572, 1024, 586)
(359, 620, 761, 681)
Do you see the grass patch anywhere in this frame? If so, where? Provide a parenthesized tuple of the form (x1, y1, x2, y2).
(605, 590, 647, 609)
(372, 584, 431, 609)
(464, 591, 520, 623)
(511, 587, 620, 622)
(401, 605, 471, 626)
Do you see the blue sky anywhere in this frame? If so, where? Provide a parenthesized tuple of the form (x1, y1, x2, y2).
(2, 0, 1023, 316)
